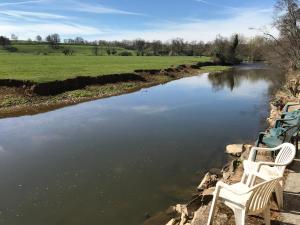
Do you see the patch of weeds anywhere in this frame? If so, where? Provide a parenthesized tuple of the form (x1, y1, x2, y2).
(66, 90, 94, 98)
(232, 159, 242, 171)
(201, 66, 231, 72)
(0, 96, 29, 107)
(118, 82, 139, 89)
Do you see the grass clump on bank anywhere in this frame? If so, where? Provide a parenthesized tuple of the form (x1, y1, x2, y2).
(0, 96, 29, 107)
(200, 66, 230, 72)
(0, 55, 209, 82)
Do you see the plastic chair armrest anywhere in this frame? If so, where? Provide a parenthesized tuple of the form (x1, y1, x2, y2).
(256, 162, 287, 170)
(215, 181, 246, 196)
(249, 146, 281, 161)
(284, 102, 300, 112)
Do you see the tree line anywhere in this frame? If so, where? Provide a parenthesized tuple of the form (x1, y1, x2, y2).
(0, 33, 270, 64)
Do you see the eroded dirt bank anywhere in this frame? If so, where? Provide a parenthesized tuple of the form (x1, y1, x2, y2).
(0, 62, 227, 118)
(141, 70, 300, 225)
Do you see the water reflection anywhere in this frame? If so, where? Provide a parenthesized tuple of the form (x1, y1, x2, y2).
(208, 66, 285, 92)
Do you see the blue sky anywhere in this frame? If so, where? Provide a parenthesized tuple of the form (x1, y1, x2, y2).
(0, 0, 277, 41)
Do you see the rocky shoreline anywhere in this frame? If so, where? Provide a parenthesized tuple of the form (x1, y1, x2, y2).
(142, 70, 300, 225)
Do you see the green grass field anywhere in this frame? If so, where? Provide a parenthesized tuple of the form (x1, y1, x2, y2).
(0, 54, 210, 82)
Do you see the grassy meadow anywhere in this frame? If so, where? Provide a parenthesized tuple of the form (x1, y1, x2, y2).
(0, 42, 213, 82)
(0, 54, 210, 82)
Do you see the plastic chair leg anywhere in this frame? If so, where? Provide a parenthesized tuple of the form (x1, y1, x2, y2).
(207, 194, 218, 225)
(263, 205, 271, 225)
(275, 184, 283, 209)
(233, 208, 246, 225)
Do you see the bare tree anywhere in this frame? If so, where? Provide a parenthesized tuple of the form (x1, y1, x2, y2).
(134, 39, 146, 56)
(0, 36, 11, 47)
(211, 34, 241, 65)
(263, 0, 300, 69)
(75, 37, 85, 45)
(171, 38, 184, 55)
(46, 34, 60, 49)
(151, 40, 162, 56)
(246, 36, 267, 61)
(10, 33, 18, 41)
(36, 35, 42, 42)
(92, 45, 99, 56)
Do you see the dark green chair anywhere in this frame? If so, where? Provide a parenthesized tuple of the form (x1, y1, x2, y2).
(282, 102, 300, 112)
(256, 125, 299, 151)
(275, 113, 300, 128)
(281, 103, 300, 122)
(254, 103, 300, 160)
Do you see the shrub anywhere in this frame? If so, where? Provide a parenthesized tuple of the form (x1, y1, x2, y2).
(118, 51, 133, 56)
(0, 36, 11, 47)
(62, 48, 74, 56)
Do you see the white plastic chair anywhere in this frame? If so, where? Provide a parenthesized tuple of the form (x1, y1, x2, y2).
(207, 173, 282, 225)
(242, 143, 296, 208)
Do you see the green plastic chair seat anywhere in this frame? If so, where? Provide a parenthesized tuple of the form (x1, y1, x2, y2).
(269, 127, 285, 136)
(261, 136, 284, 148)
(283, 120, 299, 127)
(282, 110, 300, 120)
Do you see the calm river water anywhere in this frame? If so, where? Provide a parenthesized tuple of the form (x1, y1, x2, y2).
(0, 64, 283, 225)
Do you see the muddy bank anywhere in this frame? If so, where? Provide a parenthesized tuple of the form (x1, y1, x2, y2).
(0, 62, 229, 118)
(142, 70, 299, 225)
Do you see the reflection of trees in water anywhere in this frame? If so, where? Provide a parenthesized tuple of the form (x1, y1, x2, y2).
(208, 68, 285, 94)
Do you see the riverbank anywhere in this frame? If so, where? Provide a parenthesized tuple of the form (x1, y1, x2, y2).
(0, 63, 229, 118)
(142, 69, 299, 225)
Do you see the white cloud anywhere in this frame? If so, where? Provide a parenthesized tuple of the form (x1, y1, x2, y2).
(74, 2, 144, 16)
(0, 10, 67, 19)
(0, 0, 44, 7)
(0, 22, 106, 39)
(99, 8, 277, 42)
(0, 4, 277, 42)
(131, 105, 170, 114)
(177, 73, 210, 88)
(195, 0, 236, 9)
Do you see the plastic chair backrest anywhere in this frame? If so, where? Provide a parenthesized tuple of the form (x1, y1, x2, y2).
(275, 143, 296, 175)
(283, 125, 299, 142)
(247, 177, 280, 213)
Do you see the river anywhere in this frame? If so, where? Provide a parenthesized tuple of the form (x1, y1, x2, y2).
(0, 64, 284, 225)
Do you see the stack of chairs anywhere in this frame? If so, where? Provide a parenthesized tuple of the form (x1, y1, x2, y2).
(206, 102, 299, 225)
(256, 102, 300, 159)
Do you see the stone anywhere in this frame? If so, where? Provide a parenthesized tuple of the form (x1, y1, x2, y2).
(191, 204, 210, 225)
(174, 204, 188, 216)
(226, 144, 243, 156)
(166, 218, 177, 225)
(221, 161, 235, 180)
(185, 192, 213, 216)
(144, 212, 151, 219)
(208, 168, 223, 177)
(202, 187, 215, 196)
(30, 84, 37, 92)
(226, 144, 251, 157)
(197, 172, 218, 191)
(179, 213, 187, 225)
